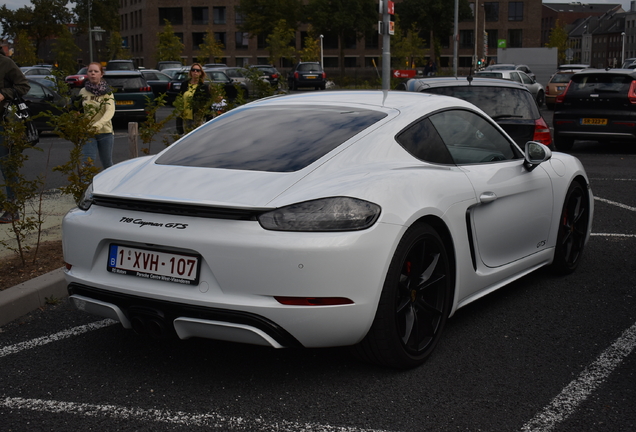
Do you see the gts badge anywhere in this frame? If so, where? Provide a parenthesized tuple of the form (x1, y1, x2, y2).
(119, 217, 188, 229)
(537, 240, 546, 248)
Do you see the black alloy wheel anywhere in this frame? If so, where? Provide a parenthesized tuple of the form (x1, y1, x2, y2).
(551, 180, 589, 274)
(353, 222, 453, 369)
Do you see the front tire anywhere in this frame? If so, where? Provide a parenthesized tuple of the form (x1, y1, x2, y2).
(353, 222, 453, 369)
(551, 180, 589, 274)
(536, 90, 545, 107)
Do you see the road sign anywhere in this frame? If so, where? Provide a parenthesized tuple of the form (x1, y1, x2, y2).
(387, 1, 394, 14)
(392, 70, 416, 78)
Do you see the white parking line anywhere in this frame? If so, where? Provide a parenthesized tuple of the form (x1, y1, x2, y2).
(520, 321, 636, 432)
(0, 396, 392, 432)
(0, 319, 115, 359)
(594, 196, 636, 213)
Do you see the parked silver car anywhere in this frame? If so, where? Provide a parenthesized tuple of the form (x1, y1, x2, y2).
(475, 69, 545, 106)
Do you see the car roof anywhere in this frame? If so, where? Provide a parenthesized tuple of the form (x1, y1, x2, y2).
(557, 64, 589, 70)
(104, 70, 143, 76)
(572, 68, 636, 77)
(401, 76, 532, 92)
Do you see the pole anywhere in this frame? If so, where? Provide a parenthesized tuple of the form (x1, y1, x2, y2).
(88, 0, 93, 63)
(454, 0, 458, 76)
(320, 35, 324, 68)
(622, 32, 626, 67)
(382, 1, 390, 90)
(473, 0, 478, 71)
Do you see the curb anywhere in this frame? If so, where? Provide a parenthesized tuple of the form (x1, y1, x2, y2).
(0, 268, 67, 327)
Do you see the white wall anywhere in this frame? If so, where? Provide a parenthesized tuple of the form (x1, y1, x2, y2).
(496, 47, 559, 87)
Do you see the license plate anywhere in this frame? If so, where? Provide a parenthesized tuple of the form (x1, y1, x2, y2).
(305, 75, 317, 79)
(116, 100, 134, 105)
(108, 244, 201, 285)
(581, 118, 608, 125)
(557, 86, 565, 91)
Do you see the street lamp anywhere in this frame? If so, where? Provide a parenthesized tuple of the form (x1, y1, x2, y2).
(320, 34, 324, 68)
(473, 0, 479, 70)
(622, 31, 626, 67)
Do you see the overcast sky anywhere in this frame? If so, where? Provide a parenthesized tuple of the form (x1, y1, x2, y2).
(3, 0, 633, 13)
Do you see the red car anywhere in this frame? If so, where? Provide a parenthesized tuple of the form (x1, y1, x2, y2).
(65, 67, 88, 88)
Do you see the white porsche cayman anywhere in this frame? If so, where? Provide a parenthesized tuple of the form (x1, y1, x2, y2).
(63, 91, 593, 368)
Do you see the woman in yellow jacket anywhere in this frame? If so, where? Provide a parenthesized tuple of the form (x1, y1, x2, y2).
(79, 62, 115, 168)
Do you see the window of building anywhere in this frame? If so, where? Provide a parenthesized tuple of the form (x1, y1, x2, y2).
(459, 57, 473, 67)
(192, 32, 205, 49)
(323, 33, 338, 50)
(192, 7, 209, 25)
(484, 2, 499, 21)
(236, 32, 249, 49)
(215, 32, 226, 46)
(487, 29, 498, 53)
(460, 30, 474, 48)
(508, 29, 522, 47)
(235, 58, 250, 67)
(344, 57, 357, 67)
(324, 57, 338, 68)
(344, 32, 357, 49)
(365, 31, 379, 49)
(159, 8, 183, 26)
(213, 7, 226, 25)
(508, 2, 523, 21)
(257, 34, 267, 49)
(235, 13, 244, 25)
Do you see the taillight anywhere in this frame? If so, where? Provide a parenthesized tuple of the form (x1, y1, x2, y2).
(545, 86, 550, 95)
(628, 80, 636, 104)
(533, 117, 552, 146)
(141, 86, 151, 92)
(294, 72, 299, 79)
(322, 72, 326, 79)
(555, 81, 572, 104)
(272, 73, 278, 79)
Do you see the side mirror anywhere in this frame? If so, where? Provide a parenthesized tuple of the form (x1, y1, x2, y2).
(524, 141, 552, 171)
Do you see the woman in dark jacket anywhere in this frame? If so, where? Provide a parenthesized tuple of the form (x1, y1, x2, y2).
(0, 46, 30, 224)
(177, 63, 210, 134)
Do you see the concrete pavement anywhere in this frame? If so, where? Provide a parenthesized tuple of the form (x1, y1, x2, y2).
(0, 189, 75, 327)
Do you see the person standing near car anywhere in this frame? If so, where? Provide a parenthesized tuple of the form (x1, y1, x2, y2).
(0, 44, 30, 224)
(177, 63, 210, 134)
(78, 62, 115, 169)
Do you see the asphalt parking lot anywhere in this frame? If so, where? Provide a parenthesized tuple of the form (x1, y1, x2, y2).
(0, 104, 634, 431)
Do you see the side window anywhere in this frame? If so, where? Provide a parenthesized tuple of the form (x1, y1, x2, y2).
(510, 72, 522, 83)
(520, 73, 533, 84)
(26, 82, 46, 98)
(396, 117, 455, 164)
(428, 110, 520, 164)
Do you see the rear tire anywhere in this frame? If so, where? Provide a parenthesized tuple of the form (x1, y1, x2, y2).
(353, 222, 453, 369)
(536, 91, 545, 107)
(551, 180, 589, 275)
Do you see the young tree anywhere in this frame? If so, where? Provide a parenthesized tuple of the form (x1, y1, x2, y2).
(391, 18, 427, 70)
(298, 25, 320, 62)
(12, 29, 39, 66)
(546, 19, 569, 65)
(305, 0, 377, 76)
(107, 31, 131, 60)
(73, 0, 120, 35)
(52, 25, 81, 76)
(266, 19, 296, 67)
(156, 19, 185, 62)
(197, 29, 225, 64)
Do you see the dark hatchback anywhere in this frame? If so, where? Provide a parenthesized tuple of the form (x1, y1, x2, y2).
(103, 71, 154, 122)
(140, 69, 172, 97)
(553, 69, 636, 151)
(396, 77, 552, 149)
(23, 78, 68, 133)
(252, 64, 281, 87)
(287, 62, 326, 90)
(166, 69, 238, 105)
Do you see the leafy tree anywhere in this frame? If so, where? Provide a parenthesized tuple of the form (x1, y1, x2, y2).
(107, 31, 131, 60)
(546, 19, 569, 65)
(12, 29, 39, 66)
(0, 0, 73, 58)
(235, 0, 303, 37)
(156, 19, 185, 62)
(298, 25, 320, 62)
(397, 0, 472, 60)
(52, 25, 80, 76)
(72, 0, 119, 35)
(197, 29, 225, 64)
(305, 0, 377, 76)
(266, 19, 296, 67)
(391, 18, 427, 69)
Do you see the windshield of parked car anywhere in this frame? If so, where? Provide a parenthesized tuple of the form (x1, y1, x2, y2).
(103, 76, 146, 91)
(156, 105, 387, 172)
(422, 86, 540, 119)
(570, 74, 634, 93)
(297, 63, 322, 72)
(551, 73, 575, 83)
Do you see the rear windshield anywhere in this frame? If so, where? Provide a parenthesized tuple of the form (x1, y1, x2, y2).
(422, 86, 539, 120)
(569, 74, 634, 94)
(156, 105, 387, 172)
(103, 76, 146, 91)
(475, 72, 503, 78)
(550, 73, 574, 83)
(297, 63, 322, 72)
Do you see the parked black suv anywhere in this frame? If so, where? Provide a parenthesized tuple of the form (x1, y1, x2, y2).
(397, 77, 553, 149)
(253, 64, 281, 88)
(287, 62, 326, 90)
(553, 68, 636, 151)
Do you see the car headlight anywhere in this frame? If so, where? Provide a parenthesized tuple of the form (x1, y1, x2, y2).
(258, 197, 381, 232)
(77, 183, 94, 211)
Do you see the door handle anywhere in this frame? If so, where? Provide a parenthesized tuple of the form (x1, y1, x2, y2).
(479, 192, 497, 203)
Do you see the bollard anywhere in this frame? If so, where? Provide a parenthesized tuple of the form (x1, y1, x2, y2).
(128, 122, 138, 158)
